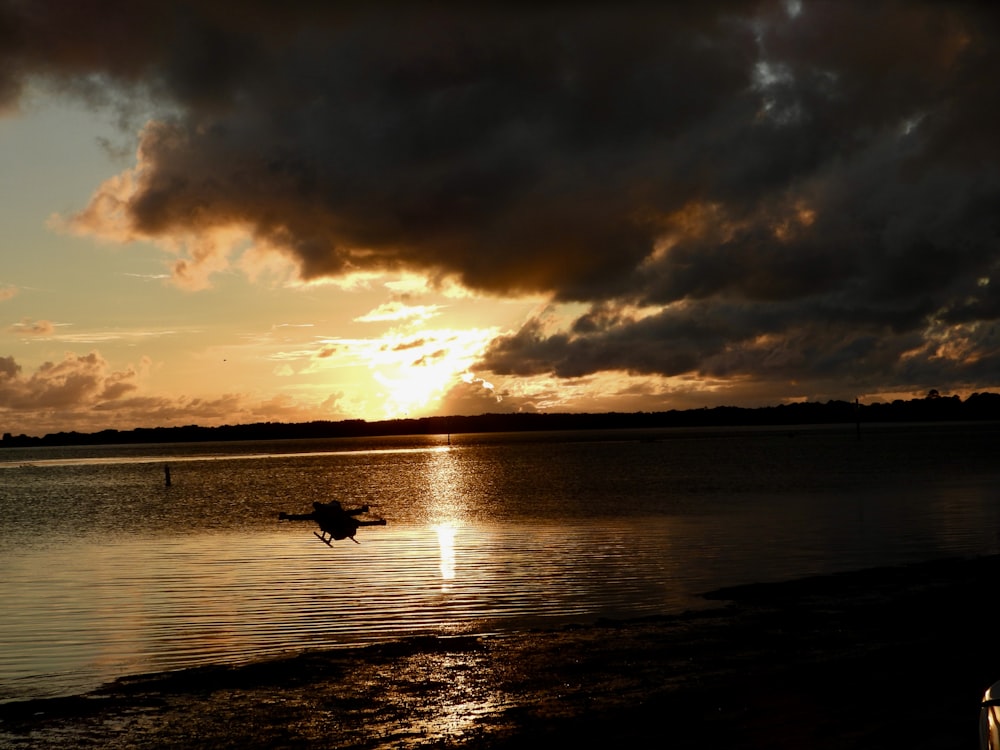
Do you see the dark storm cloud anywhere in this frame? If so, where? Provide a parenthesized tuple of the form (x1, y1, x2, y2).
(4, 0, 1000, 396)
(4, 0, 761, 294)
(479, 294, 959, 398)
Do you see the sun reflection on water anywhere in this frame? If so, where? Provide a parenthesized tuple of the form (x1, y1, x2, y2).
(434, 523, 457, 588)
(423, 443, 466, 592)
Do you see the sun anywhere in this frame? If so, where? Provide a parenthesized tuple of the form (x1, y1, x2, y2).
(375, 364, 452, 417)
(369, 327, 499, 418)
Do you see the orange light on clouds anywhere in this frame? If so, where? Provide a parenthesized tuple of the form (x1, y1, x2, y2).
(8, 2, 1000, 438)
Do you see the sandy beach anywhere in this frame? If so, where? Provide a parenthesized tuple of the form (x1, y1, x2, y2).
(2, 554, 998, 749)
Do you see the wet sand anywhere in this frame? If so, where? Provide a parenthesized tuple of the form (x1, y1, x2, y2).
(3, 554, 999, 749)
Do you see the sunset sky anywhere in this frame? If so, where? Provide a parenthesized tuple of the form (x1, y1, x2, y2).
(2, 1, 999, 436)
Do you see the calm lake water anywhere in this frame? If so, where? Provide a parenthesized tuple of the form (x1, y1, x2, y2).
(1, 423, 999, 703)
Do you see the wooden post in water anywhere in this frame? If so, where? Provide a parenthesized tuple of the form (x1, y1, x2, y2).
(164, 463, 172, 487)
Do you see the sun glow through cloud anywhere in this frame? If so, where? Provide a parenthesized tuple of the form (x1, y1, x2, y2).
(367, 327, 501, 418)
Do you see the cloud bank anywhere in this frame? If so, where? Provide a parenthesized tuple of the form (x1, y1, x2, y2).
(3, 0, 1000, 402)
(0, 351, 348, 436)
(0, 351, 139, 414)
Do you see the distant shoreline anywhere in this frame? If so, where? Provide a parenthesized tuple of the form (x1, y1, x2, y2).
(3, 391, 1000, 447)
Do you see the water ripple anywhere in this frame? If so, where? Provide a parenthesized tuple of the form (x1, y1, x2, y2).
(3, 425, 1000, 702)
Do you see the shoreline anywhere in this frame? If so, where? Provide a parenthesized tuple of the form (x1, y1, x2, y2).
(3, 554, 998, 748)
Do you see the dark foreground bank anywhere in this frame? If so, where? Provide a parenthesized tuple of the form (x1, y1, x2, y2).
(3, 555, 999, 749)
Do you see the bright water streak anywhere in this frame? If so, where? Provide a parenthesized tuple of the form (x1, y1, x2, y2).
(1, 425, 999, 702)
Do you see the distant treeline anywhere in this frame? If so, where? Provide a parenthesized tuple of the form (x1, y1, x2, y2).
(3, 391, 1000, 448)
